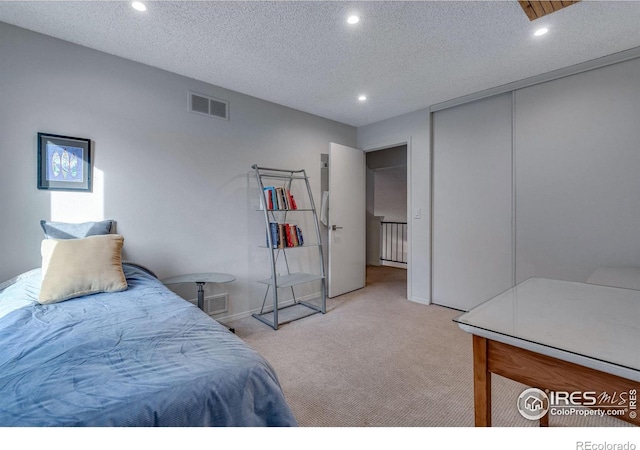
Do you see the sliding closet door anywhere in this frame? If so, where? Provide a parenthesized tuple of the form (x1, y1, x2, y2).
(515, 58, 640, 284)
(432, 93, 513, 311)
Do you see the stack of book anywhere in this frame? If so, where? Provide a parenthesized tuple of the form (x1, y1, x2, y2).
(267, 222, 305, 248)
(263, 186, 298, 210)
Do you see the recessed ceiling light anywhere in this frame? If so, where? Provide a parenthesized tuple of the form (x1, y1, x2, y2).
(534, 27, 549, 37)
(131, 2, 147, 12)
(347, 15, 360, 25)
(358, 95, 367, 102)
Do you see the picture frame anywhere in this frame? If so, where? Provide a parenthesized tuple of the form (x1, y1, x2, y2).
(37, 132, 92, 192)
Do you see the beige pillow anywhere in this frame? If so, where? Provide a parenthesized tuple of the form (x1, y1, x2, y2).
(39, 234, 128, 304)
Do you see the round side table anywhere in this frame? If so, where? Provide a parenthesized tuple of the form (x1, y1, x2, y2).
(162, 272, 236, 332)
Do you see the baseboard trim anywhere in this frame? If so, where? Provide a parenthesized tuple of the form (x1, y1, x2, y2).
(409, 295, 430, 306)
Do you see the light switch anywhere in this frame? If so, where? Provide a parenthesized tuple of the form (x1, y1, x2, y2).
(414, 208, 421, 219)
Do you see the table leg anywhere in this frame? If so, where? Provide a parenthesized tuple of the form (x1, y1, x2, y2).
(540, 410, 549, 427)
(473, 335, 492, 426)
(196, 282, 235, 334)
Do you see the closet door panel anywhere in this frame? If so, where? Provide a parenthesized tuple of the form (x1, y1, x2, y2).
(433, 93, 513, 311)
(514, 58, 640, 284)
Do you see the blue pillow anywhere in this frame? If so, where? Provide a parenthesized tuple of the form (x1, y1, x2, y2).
(40, 220, 115, 239)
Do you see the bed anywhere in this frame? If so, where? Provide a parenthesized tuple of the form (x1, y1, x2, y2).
(0, 247, 297, 426)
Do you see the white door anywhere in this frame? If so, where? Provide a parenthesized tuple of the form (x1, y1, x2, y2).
(328, 143, 366, 297)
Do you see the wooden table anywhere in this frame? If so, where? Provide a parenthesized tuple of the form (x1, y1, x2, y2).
(455, 278, 640, 427)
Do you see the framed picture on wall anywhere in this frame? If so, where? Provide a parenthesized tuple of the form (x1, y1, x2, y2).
(37, 132, 92, 191)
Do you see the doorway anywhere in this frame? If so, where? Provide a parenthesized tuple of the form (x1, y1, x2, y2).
(365, 144, 408, 296)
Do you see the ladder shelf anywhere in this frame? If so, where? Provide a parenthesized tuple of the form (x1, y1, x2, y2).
(251, 164, 326, 330)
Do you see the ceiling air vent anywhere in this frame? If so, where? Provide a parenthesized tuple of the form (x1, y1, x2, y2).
(189, 91, 229, 120)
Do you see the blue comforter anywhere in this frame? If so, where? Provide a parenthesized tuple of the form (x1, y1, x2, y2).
(0, 264, 297, 426)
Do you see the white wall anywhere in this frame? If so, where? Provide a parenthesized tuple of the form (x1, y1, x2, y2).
(373, 167, 407, 222)
(0, 23, 355, 321)
(366, 144, 408, 222)
(357, 109, 430, 304)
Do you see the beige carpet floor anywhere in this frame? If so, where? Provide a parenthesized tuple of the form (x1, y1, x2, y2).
(230, 266, 630, 427)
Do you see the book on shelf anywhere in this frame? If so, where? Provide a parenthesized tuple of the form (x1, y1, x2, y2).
(263, 187, 276, 210)
(262, 186, 297, 210)
(267, 222, 278, 248)
(292, 225, 300, 246)
(278, 223, 285, 248)
(286, 224, 299, 247)
(277, 187, 288, 210)
(284, 224, 291, 247)
(296, 226, 304, 245)
(266, 222, 304, 248)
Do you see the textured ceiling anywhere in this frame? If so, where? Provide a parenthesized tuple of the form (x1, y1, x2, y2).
(1, 1, 640, 127)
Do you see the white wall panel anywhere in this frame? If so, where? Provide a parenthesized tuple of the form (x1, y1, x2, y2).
(514, 58, 640, 284)
(433, 93, 513, 311)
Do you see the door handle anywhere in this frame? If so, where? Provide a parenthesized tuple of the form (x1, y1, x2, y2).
(331, 225, 343, 231)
